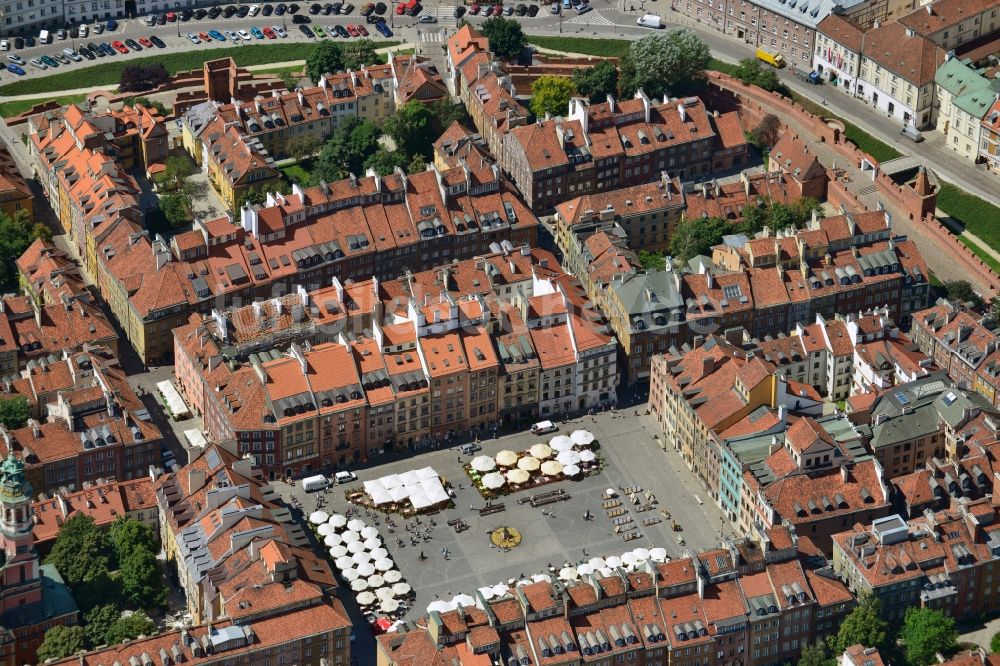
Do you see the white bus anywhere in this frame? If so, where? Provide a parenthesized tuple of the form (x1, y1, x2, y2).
(301, 475, 329, 492)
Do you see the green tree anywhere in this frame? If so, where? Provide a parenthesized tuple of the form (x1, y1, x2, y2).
(119, 549, 166, 609)
(342, 39, 382, 70)
(364, 148, 407, 176)
(0, 396, 30, 430)
(162, 155, 195, 191)
(313, 117, 383, 181)
(798, 642, 834, 666)
(407, 153, 428, 175)
(530, 75, 575, 118)
(84, 604, 123, 648)
(830, 596, 888, 655)
(751, 113, 781, 148)
(945, 280, 983, 307)
(286, 136, 323, 162)
(479, 16, 527, 59)
(105, 612, 156, 645)
(572, 60, 619, 104)
(45, 514, 111, 587)
(619, 30, 710, 98)
(384, 101, 435, 161)
(739, 202, 769, 236)
(733, 57, 782, 92)
(990, 631, 1000, 654)
(0, 210, 52, 292)
(428, 98, 469, 134)
(37, 625, 86, 662)
(159, 192, 192, 228)
(306, 41, 345, 82)
(669, 216, 732, 261)
(73, 571, 120, 613)
(637, 250, 665, 270)
(109, 517, 156, 567)
(901, 607, 957, 666)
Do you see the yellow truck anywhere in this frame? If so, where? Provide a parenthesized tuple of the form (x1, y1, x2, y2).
(756, 47, 786, 68)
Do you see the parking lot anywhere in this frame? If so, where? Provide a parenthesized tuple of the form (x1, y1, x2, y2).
(273, 407, 728, 622)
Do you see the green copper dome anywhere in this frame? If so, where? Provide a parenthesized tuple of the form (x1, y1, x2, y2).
(0, 453, 31, 503)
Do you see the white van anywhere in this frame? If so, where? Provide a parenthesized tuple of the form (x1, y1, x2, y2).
(38, 30, 52, 44)
(79, 24, 89, 37)
(334, 470, 358, 484)
(636, 13, 662, 28)
(301, 474, 329, 492)
(531, 420, 558, 435)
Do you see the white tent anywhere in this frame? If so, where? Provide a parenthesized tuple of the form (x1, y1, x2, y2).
(376, 586, 396, 601)
(529, 443, 553, 460)
(427, 600, 455, 614)
(309, 511, 330, 525)
(420, 478, 450, 506)
(341, 530, 361, 543)
(417, 466, 438, 481)
(399, 470, 421, 486)
(381, 598, 400, 613)
(531, 573, 552, 583)
(364, 537, 382, 551)
(352, 551, 372, 565)
(588, 557, 607, 569)
(632, 547, 651, 562)
(650, 547, 668, 562)
(605, 556, 622, 568)
(367, 574, 385, 589)
(380, 474, 403, 490)
(479, 586, 496, 600)
(452, 594, 476, 608)
(517, 456, 540, 472)
(356, 591, 376, 606)
(621, 552, 638, 567)
(577, 563, 594, 576)
(491, 584, 509, 597)
(389, 485, 410, 503)
(559, 567, 580, 581)
(540, 460, 563, 476)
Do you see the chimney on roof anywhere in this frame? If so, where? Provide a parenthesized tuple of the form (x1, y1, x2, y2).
(926, 4, 933, 13)
(678, 103, 687, 122)
(706, 271, 713, 289)
(841, 465, 851, 482)
(906, 26, 915, 37)
(189, 468, 207, 494)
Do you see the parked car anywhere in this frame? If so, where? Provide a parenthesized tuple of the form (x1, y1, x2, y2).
(334, 471, 358, 484)
(151, 35, 165, 47)
(335, 23, 348, 35)
(288, 3, 301, 12)
(309, 3, 321, 12)
(262, 4, 274, 15)
(6, 54, 24, 65)
(527, 4, 538, 14)
(361, 3, 374, 14)
(194, 8, 208, 18)
(356, 23, 368, 34)
(79, 24, 89, 37)
(341, 2, 354, 11)
(144, 14, 156, 24)
(13, 37, 25, 49)
(40, 54, 59, 67)
(515, 3, 526, 14)
(207, 6, 222, 17)
(223, 5, 238, 16)
(248, 4, 260, 15)
(262, 26, 277, 37)
(100, 42, 116, 55)
(418, 13, 435, 21)
(125, 38, 141, 50)
(87, 42, 104, 56)
(79, 46, 96, 59)
(166, 10, 176, 20)
(62, 47, 81, 61)
(314, 24, 327, 36)
(275, 2, 288, 13)
(187, 32, 201, 43)
(138, 36, 153, 47)
(54, 52, 71, 64)
(24, 36, 36, 47)
(375, 18, 392, 34)
(299, 23, 314, 36)
(374, 1, 386, 12)
(346, 22, 360, 34)
(292, 12, 311, 21)
(6, 64, 25, 75)
(237, 4, 250, 15)
(29, 58, 47, 70)
(250, 25, 264, 37)
(274, 25, 287, 36)
(180, 8, 192, 19)
(156, 13, 166, 23)
(453, 5, 465, 16)
(208, 29, 226, 40)
(56, 28, 66, 38)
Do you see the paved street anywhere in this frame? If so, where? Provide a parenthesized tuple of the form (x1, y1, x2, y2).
(272, 408, 726, 636)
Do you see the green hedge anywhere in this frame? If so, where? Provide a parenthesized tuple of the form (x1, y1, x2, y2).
(0, 40, 398, 96)
(526, 36, 631, 58)
(940, 182, 1000, 251)
(0, 93, 88, 117)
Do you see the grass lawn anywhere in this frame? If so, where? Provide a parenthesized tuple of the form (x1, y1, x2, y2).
(526, 36, 631, 58)
(280, 159, 315, 185)
(939, 182, 1000, 251)
(959, 235, 1000, 274)
(251, 63, 305, 75)
(708, 58, 738, 76)
(788, 92, 901, 163)
(0, 93, 88, 117)
(0, 40, 399, 97)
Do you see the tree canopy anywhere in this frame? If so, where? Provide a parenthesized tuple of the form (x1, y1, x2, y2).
(306, 41, 345, 82)
(751, 113, 782, 149)
(733, 57, 783, 92)
(0, 209, 52, 292)
(797, 642, 835, 666)
(341, 39, 382, 71)
(0, 396, 30, 430)
(830, 596, 888, 655)
(901, 607, 957, 666)
(159, 192, 192, 228)
(669, 216, 732, 262)
(313, 116, 383, 182)
(620, 30, 711, 99)
(384, 101, 435, 162)
(572, 60, 619, 104)
(37, 625, 86, 662)
(45, 514, 111, 587)
(428, 98, 470, 135)
(530, 75, 575, 118)
(105, 612, 156, 645)
(945, 280, 983, 307)
(479, 17, 527, 60)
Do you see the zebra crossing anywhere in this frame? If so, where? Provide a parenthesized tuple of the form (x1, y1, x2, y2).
(563, 8, 615, 25)
(418, 29, 447, 42)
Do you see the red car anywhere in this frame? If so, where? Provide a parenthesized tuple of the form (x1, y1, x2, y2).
(199, 31, 211, 41)
(112, 40, 128, 53)
(346, 23, 359, 35)
(166, 10, 176, 20)
(356, 23, 368, 35)
(262, 26, 277, 37)
(139, 36, 153, 47)
(395, 3, 405, 13)
(470, 3, 479, 12)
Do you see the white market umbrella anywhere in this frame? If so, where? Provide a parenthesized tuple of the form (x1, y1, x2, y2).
(496, 450, 518, 467)
(650, 547, 668, 562)
(353, 552, 372, 565)
(482, 472, 506, 489)
(335, 556, 355, 571)
(348, 540, 367, 554)
(479, 586, 496, 600)
(559, 567, 580, 581)
(350, 578, 369, 592)
(357, 562, 376, 577)
(329, 514, 347, 528)
(606, 556, 622, 568)
(310, 510, 330, 525)
(452, 594, 476, 608)
(577, 563, 595, 576)
(588, 557, 607, 569)
(518, 456, 540, 472)
(557, 450, 581, 466)
(361, 526, 380, 540)
(622, 552, 638, 567)
(330, 545, 349, 558)
(579, 449, 597, 463)
(427, 600, 454, 614)
(599, 567, 615, 577)
(571, 429, 595, 446)
(633, 547, 651, 562)
(342, 530, 361, 543)
(381, 598, 400, 613)
(550, 435, 573, 451)
(341, 568, 360, 582)
(506, 469, 530, 484)
(384, 570, 403, 584)
(563, 464, 581, 477)
(491, 583, 509, 597)
(371, 547, 389, 560)
(471, 455, 496, 472)
(540, 460, 563, 476)
(356, 591, 377, 606)
(368, 574, 385, 589)
(347, 519, 366, 532)
(317, 523, 335, 536)
(531, 573, 552, 583)
(530, 443, 553, 459)
(376, 586, 396, 601)
(375, 557, 394, 571)
(324, 533, 343, 547)
(364, 537, 382, 551)
(392, 582, 411, 596)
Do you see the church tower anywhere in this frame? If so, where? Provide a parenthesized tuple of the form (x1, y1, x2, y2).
(0, 453, 41, 609)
